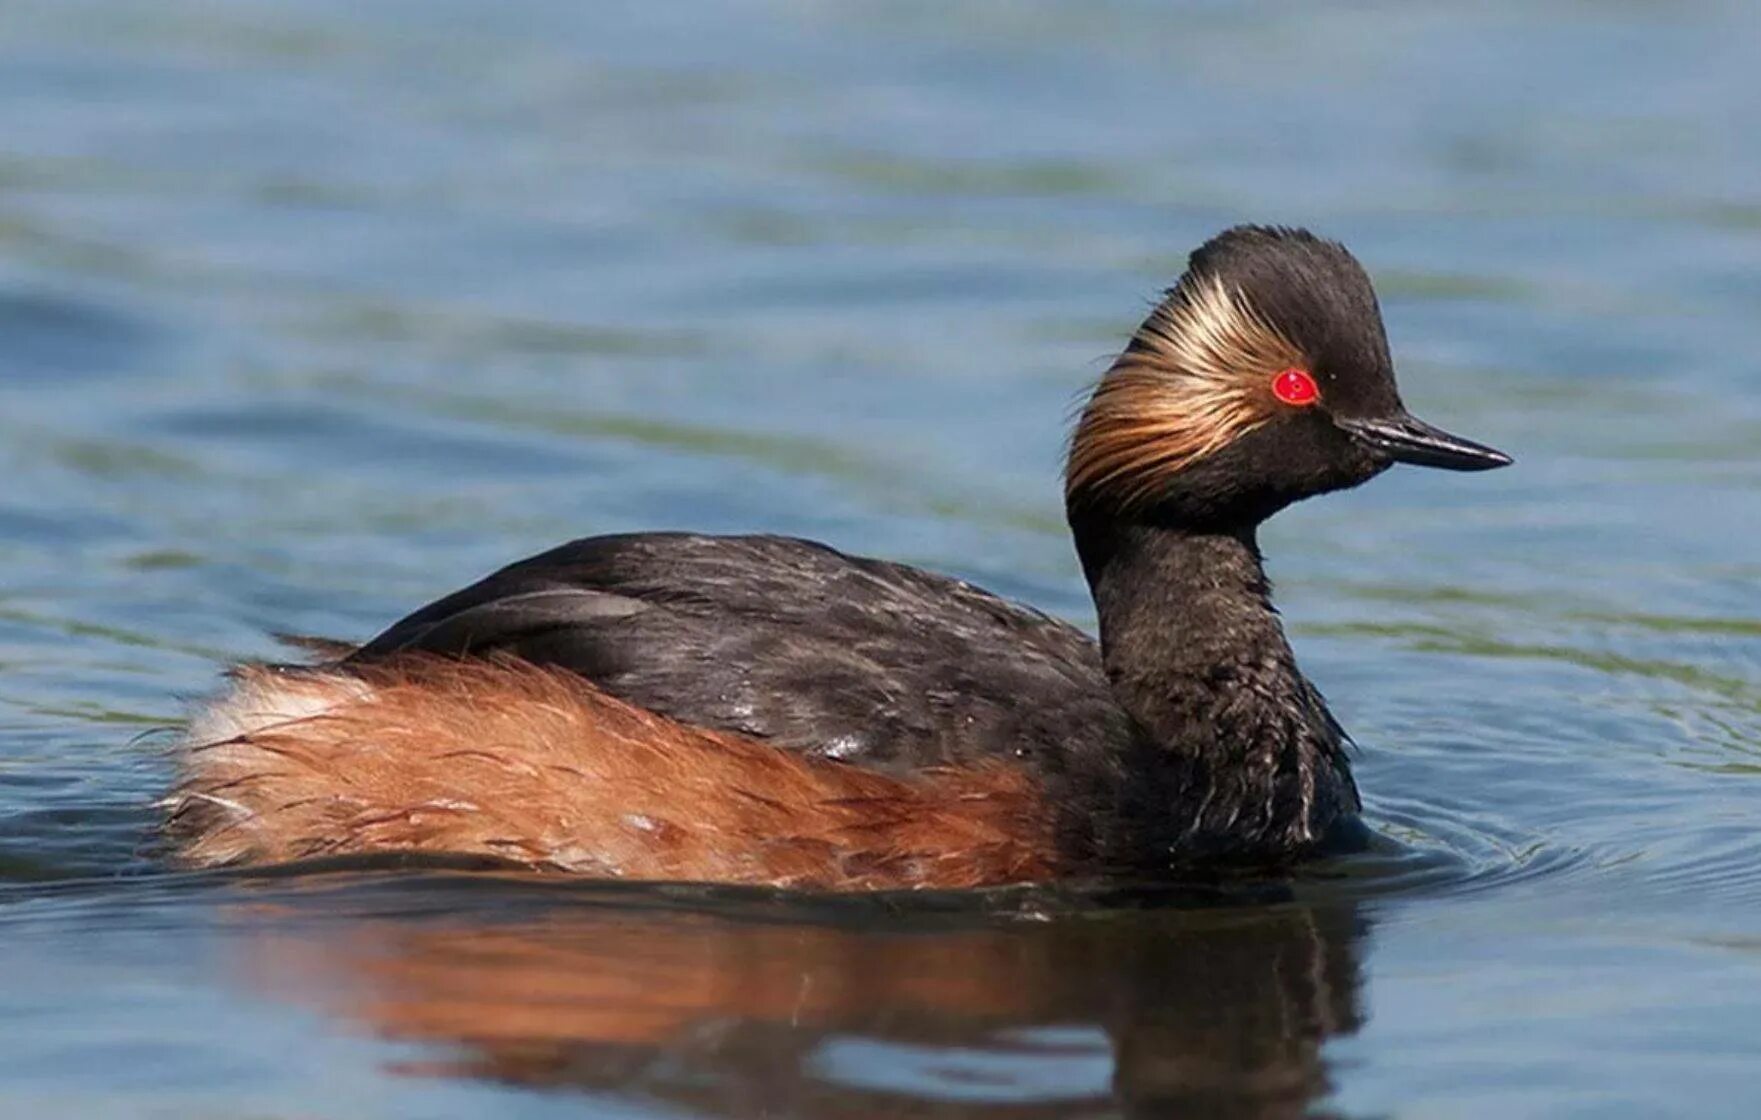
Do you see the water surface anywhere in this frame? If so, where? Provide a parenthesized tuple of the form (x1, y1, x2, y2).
(4, 2, 1761, 1116)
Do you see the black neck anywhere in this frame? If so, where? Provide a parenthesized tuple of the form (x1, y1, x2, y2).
(1063, 511, 1359, 868)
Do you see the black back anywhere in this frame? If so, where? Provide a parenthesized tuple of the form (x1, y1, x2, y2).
(350, 532, 1133, 773)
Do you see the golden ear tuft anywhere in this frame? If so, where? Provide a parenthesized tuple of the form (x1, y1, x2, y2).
(1067, 277, 1305, 509)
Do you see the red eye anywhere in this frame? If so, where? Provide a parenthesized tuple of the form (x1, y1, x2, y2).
(1271, 368, 1319, 406)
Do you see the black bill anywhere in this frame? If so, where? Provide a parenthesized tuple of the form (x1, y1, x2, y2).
(1337, 413, 1512, 472)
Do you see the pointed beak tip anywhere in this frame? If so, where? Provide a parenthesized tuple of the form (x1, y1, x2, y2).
(1473, 447, 1515, 472)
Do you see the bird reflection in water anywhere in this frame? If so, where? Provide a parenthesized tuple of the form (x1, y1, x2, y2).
(238, 880, 1367, 1119)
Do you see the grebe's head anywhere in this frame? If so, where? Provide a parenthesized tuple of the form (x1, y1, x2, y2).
(1066, 226, 1509, 528)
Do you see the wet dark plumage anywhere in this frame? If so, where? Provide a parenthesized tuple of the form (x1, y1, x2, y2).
(353, 531, 1125, 773)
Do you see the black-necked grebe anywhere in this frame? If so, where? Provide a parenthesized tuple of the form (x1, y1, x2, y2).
(166, 225, 1510, 889)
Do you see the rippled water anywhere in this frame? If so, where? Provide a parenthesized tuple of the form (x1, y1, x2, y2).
(4, 2, 1761, 1116)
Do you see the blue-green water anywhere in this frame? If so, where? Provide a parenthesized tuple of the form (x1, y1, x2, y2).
(4, 2, 1761, 1116)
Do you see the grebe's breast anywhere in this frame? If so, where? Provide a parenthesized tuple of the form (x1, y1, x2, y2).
(350, 532, 1128, 773)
